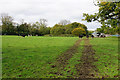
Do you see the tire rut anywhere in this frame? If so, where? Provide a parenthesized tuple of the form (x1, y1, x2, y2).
(75, 39, 98, 78)
(50, 39, 82, 76)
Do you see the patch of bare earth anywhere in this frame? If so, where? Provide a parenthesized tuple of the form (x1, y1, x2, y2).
(75, 39, 98, 78)
(50, 39, 82, 76)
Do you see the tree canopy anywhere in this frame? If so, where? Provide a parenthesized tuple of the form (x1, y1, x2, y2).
(72, 27, 86, 36)
(83, 1, 120, 34)
(50, 22, 88, 36)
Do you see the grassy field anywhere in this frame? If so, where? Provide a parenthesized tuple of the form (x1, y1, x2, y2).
(2, 36, 79, 78)
(90, 37, 118, 78)
(2, 36, 119, 78)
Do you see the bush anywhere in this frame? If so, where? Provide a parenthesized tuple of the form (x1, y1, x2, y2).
(72, 27, 86, 36)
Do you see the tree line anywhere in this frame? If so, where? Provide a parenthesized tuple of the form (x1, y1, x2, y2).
(1, 1, 119, 36)
(0, 13, 88, 36)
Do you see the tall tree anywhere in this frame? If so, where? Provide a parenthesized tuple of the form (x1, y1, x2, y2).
(39, 19, 47, 28)
(83, 1, 120, 34)
(0, 13, 15, 35)
(17, 23, 30, 35)
(50, 24, 65, 36)
(31, 19, 49, 36)
(1, 13, 13, 25)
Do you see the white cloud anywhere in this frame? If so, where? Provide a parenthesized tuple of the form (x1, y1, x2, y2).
(0, 0, 100, 30)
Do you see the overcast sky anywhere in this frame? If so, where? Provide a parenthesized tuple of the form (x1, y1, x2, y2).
(0, 0, 102, 30)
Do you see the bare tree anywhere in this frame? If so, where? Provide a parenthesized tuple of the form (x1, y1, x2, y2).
(0, 13, 15, 35)
(0, 13, 13, 25)
(39, 19, 47, 27)
(58, 19, 71, 26)
(32, 19, 48, 29)
(20, 19, 24, 24)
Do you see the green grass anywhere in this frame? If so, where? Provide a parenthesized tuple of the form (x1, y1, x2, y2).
(2, 36, 119, 78)
(2, 36, 79, 78)
(52, 40, 84, 78)
(0, 36, 2, 79)
(90, 37, 118, 78)
(62, 40, 84, 77)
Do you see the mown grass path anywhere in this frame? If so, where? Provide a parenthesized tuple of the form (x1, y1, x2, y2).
(75, 39, 98, 78)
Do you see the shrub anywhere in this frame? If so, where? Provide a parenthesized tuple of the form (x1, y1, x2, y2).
(72, 27, 86, 36)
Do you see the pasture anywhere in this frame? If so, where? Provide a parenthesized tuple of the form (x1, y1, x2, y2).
(2, 36, 119, 78)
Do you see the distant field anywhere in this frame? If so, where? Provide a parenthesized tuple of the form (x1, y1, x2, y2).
(2, 36, 119, 78)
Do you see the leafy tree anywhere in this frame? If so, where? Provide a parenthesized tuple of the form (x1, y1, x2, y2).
(0, 14, 51, 36)
(97, 28, 104, 33)
(50, 22, 88, 36)
(83, 2, 119, 23)
(64, 24, 73, 34)
(39, 19, 47, 28)
(30, 19, 49, 36)
(1, 13, 15, 35)
(70, 22, 80, 28)
(17, 23, 31, 35)
(39, 27, 50, 36)
(83, 1, 120, 34)
(1, 13, 13, 25)
(44, 27, 51, 34)
(72, 27, 86, 36)
(64, 22, 88, 34)
(50, 24, 65, 36)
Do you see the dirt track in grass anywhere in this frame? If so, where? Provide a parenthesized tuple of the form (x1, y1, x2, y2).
(49, 39, 98, 78)
(56, 39, 82, 69)
(75, 39, 98, 78)
(49, 39, 82, 76)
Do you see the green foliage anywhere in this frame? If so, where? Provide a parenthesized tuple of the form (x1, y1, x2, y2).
(31, 19, 50, 36)
(97, 26, 120, 35)
(39, 27, 51, 36)
(72, 27, 86, 36)
(50, 22, 88, 36)
(17, 23, 30, 35)
(64, 24, 73, 34)
(0, 14, 50, 36)
(83, 2, 120, 34)
(88, 30, 94, 35)
(70, 22, 88, 35)
(2, 23, 15, 35)
(1, 14, 16, 35)
(0, 13, 88, 36)
(97, 28, 104, 33)
(50, 24, 65, 36)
